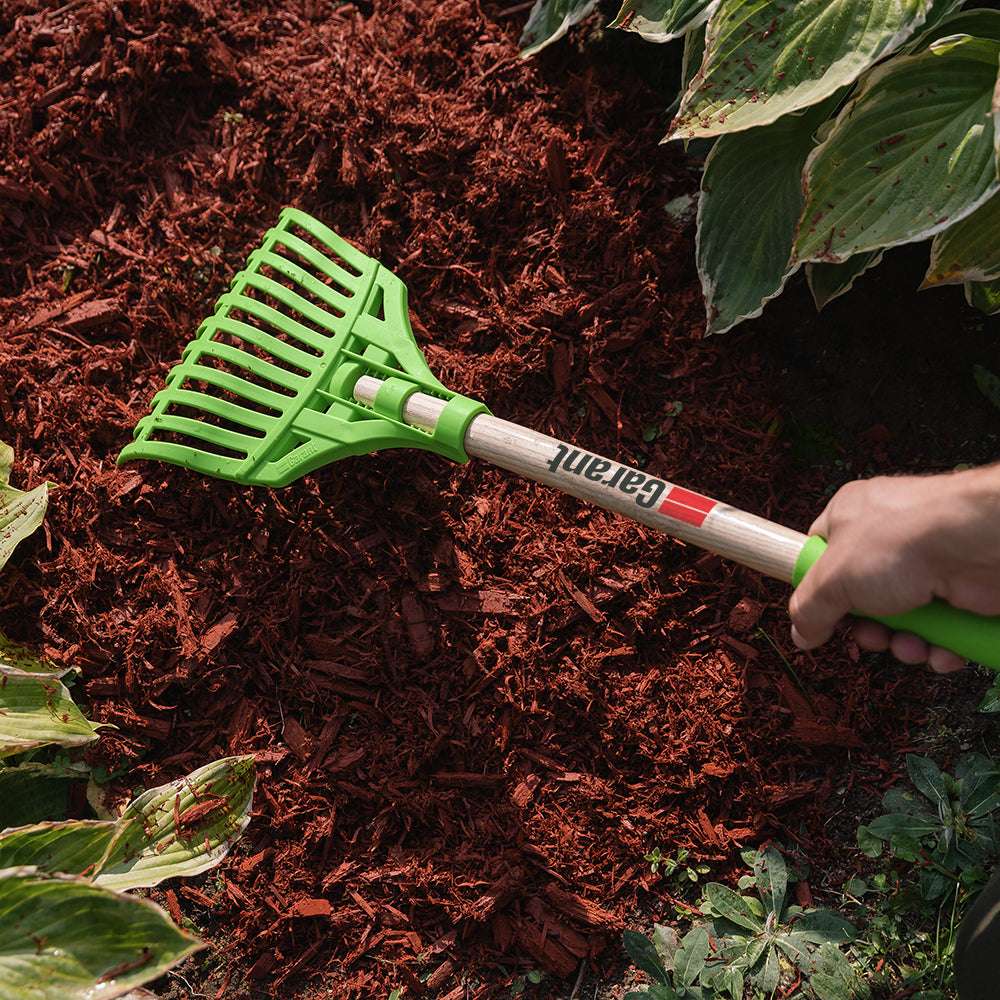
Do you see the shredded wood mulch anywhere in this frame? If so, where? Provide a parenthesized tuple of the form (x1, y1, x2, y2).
(2, 1, 998, 997)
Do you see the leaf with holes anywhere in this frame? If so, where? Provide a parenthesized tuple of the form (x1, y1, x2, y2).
(520, 0, 598, 56)
(92, 755, 255, 891)
(0, 867, 201, 1000)
(611, 0, 718, 43)
(667, 0, 933, 141)
(924, 192, 1000, 286)
(0, 441, 47, 572)
(795, 36, 1000, 263)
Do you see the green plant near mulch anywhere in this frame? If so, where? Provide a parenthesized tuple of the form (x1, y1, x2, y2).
(623, 752, 1000, 999)
(0, 441, 256, 999)
(521, 0, 1000, 333)
(624, 847, 859, 999)
(858, 753, 1000, 900)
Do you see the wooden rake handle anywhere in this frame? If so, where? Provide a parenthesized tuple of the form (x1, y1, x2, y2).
(354, 375, 1000, 671)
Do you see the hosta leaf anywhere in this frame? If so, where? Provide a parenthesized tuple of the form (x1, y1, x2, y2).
(697, 101, 830, 333)
(0, 820, 115, 875)
(667, 0, 932, 141)
(611, 0, 718, 43)
(807, 251, 884, 310)
(754, 846, 787, 917)
(94, 755, 255, 891)
(0, 633, 64, 675)
(0, 441, 47, 572)
(520, 0, 598, 57)
(0, 670, 103, 758)
(906, 6, 1000, 52)
(0, 762, 84, 827)
(0, 867, 201, 1000)
(789, 908, 856, 945)
(967, 277, 1000, 314)
(796, 36, 1000, 263)
(705, 883, 764, 932)
(674, 926, 709, 987)
(925, 193, 1000, 285)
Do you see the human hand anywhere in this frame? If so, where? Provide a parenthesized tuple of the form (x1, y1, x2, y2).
(788, 466, 1000, 673)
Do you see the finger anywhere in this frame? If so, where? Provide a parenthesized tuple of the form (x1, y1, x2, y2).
(789, 555, 854, 649)
(808, 504, 832, 540)
(889, 631, 930, 665)
(852, 619, 891, 652)
(927, 645, 968, 674)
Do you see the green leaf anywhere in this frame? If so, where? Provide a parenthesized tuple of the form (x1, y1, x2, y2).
(697, 101, 831, 333)
(857, 819, 891, 857)
(624, 930, 670, 984)
(682, 21, 708, 89)
(668, 0, 932, 141)
(807, 251, 885, 310)
(810, 942, 869, 1000)
(94, 756, 255, 891)
(704, 883, 764, 932)
(756, 944, 780, 994)
(0, 762, 82, 827)
(754, 846, 787, 918)
(0, 867, 202, 1000)
(519, 0, 598, 56)
(0, 821, 115, 875)
(925, 192, 1000, 285)
(906, 6, 1000, 52)
(0, 670, 103, 758)
(795, 36, 1000, 263)
(966, 277, 1000, 314)
(0, 442, 48, 573)
(907, 754, 949, 809)
(653, 923, 681, 969)
(789, 909, 856, 945)
(611, 0, 717, 42)
(868, 812, 941, 841)
(974, 365, 1000, 412)
(979, 680, 1000, 714)
(674, 926, 709, 988)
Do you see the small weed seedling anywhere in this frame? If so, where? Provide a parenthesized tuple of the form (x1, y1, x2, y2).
(645, 846, 711, 885)
(510, 969, 542, 996)
(857, 753, 1000, 900)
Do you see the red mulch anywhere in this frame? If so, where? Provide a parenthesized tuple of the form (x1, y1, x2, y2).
(1, 1, 997, 997)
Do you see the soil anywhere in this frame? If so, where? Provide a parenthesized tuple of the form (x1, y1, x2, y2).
(1, 2, 998, 999)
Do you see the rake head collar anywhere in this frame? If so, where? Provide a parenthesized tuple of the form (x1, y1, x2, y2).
(119, 208, 488, 487)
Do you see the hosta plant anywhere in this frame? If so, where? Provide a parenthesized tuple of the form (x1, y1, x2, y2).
(0, 457, 257, 998)
(522, 1, 1000, 332)
(857, 753, 1000, 899)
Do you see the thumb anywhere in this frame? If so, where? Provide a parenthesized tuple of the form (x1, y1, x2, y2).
(789, 549, 854, 649)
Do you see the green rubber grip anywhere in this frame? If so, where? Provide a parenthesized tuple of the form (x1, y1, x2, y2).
(792, 536, 1000, 672)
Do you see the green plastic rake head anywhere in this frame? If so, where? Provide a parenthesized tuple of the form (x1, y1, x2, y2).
(119, 207, 488, 487)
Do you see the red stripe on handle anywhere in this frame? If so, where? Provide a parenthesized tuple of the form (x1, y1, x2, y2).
(658, 486, 718, 527)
